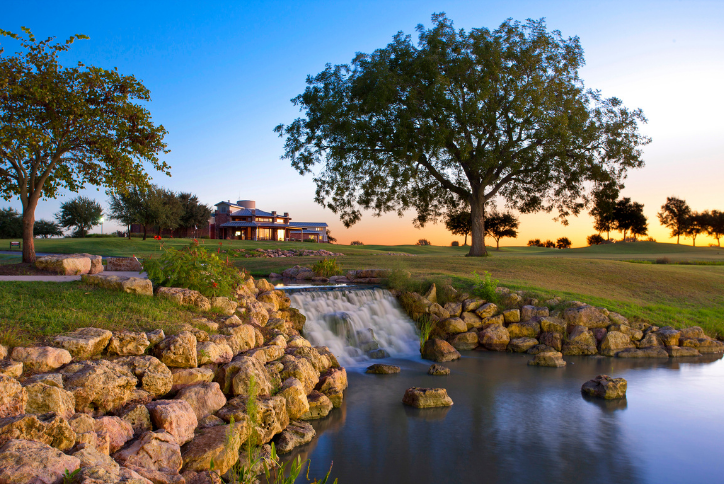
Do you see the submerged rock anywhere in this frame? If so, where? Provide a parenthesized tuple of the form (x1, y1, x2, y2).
(366, 364, 401, 374)
(402, 387, 453, 408)
(581, 375, 627, 399)
(427, 364, 450, 376)
(528, 351, 566, 368)
(275, 420, 315, 454)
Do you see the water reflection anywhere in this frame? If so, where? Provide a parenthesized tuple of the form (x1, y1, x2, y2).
(281, 352, 724, 484)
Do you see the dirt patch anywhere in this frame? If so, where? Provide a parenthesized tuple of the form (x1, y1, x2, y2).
(0, 263, 60, 276)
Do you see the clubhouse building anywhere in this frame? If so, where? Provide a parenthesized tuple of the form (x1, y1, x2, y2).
(211, 200, 328, 242)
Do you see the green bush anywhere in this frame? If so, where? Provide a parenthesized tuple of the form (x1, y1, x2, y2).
(312, 258, 343, 277)
(471, 270, 498, 302)
(451, 241, 460, 246)
(350, 240, 364, 245)
(143, 241, 247, 298)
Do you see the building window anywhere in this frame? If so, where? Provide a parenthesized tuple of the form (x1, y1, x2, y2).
(277, 230, 284, 241)
(258, 228, 272, 240)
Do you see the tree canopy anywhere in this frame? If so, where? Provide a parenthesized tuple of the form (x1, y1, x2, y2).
(612, 197, 647, 241)
(55, 196, 103, 237)
(683, 211, 708, 247)
(590, 183, 619, 240)
(275, 14, 650, 256)
(485, 211, 519, 250)
(0, 28, 169, 261)
(178, 193, 212, 233)
(706, 210, 724, 247)
(0, 207, 22, 238)
(657, 197, 691, 244)
(444, 209, 472, 245)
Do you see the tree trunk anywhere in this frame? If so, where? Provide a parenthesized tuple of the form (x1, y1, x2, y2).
(21, 200, 38, 264)
(464, 233, 468, 246)
(467, 193, 487, 257)
(142, 225, 147, 241)
(496, 238, 500, 250)
(677, 233, 680, 244)
(692, 235, 696, 247)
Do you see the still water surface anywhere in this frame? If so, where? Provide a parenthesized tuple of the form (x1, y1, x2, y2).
(286, 352, 724, 484)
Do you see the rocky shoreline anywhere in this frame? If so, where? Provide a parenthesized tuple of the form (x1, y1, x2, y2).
(396, 285, 724, 364)
(0, 274, 346, 484)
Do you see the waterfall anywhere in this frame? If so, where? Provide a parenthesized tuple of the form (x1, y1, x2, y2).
(289, 288, 420, 367)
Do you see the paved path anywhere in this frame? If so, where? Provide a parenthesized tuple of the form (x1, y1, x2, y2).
(0, 271, 147, 282)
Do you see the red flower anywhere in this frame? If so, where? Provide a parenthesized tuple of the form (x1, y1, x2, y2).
(212, 282, 218, 287)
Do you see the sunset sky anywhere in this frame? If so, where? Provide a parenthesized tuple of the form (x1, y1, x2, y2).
(3, 1, 723, 247)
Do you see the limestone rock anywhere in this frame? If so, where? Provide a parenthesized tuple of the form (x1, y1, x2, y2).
(507, 320, 541, 339)
(528, 351, 566, 367)
(446, 331, 478, 351)
(53, 327, 112, 360)
(35, 254, 92, 275)
(279, 355, 319, 395)
(656, 328, 681, 347)
(679, 326, 706, 339)
(474, 303, 498, 319)
(285, 346, 330, 373)
(402, 387, 453, 408)
(0, 413, 76, 451)
(366, 364, 401, 374)
(0, 344, 6, 360)
(508, 337, 539, 353)
(616, 346, 669, 358)
(278, 378, 309, 420)
(275, 420, 315, 454)
(527, 344, 557, 355)
(24, 382, 75, 419)
(146, 329, 166, 347)
(196, 341, 233, 366)
(114, 430, 183, 474)
(155, 332, 198, 369)
(420, 338, 460, 362)
(218, 323, 256, 355)
(539, 332, 562, 351)
(444, 302, 463, 317)
(427, 364, 450, 376)
(118, 404, 153, 436)
(460, 311, 483, 330)
(478, 325, 510, 352)
(230, 356, 274, 397)
(209, 296, 238, 316)
(695, 337, 724, 354)
(156, 287, 210, 311)
(600, 331, 636, 357)
(562, 326, 598, 356)
(666, 346, 702, 357)
(0, 376, 26, 419)
(171, 367, 214, 394)
(300, 392, 333, 422)
(540, 318, 566, 335)
(521, 305, 549, 321)
(181, 420, 249, 475)
(217, 395, 288, 444)
(175, 382, 227, 421)
(502, 309, 520, 324)
(107, 332, 151, 356)
(0, 361, 22, 379)
(61, 360, 137, 415)
(581, 375, 627, 399)
(437, 317, 467, 335)
(315, 368, 348, 408)
(95, 416, 133, 454)
(10, 346, 72, 373)
(111, 356, 171, 398)
(146, 400, 198, 445)
(564, 305, 610, 328)
(0, 439, 80, 484)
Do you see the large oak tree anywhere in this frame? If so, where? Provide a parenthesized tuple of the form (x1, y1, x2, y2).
(0, 28, 169, 262)
(275, 15, 650, 256)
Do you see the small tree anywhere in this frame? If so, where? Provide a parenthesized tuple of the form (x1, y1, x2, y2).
(587, 234, 605, 245)
(0, 207, 23, 238)
(108, 189, 142, 238)
(684, 211, 708, 247)
(444, 210, 472, 246)
(705, 210, 724, 247)
(556, 237, 572, 249)
(527, 239, 542, 247)
(590, 183, 619, 240)
(485, 211, 519, 250)
(416, 239, 431, 246)
(451, 241, 459, 247)
(156, 188, 182, 235)
(544, 240, 556, 248)
(178, 192, 212, 236)
(613, 198, 647, 241)
(34, 219, 63, 238)
(0, 29, 169, 262)
(658, 197, 691, 244)
(55, 196, 103, 237)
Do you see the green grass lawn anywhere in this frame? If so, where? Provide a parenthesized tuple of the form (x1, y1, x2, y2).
(2, 238, 723, 339)
(0, 281, 207, 347)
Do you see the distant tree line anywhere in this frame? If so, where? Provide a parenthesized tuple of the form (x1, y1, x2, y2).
(528, 238, 571, 249)
(657, 197, 723, 247)
(0, 207, 63, 238)
(108, 186, 211, 240)
(445, 209, 520, 250)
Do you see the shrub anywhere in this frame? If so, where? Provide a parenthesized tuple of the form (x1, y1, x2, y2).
(350, 240, 364, 246)
(587, 234, 605, 246)
(312, 258, 343, 277)
(655, 257, 671, 264)
(527, 239, 542, 247)
(646, 237, 657, 242)
(416, 238, 431, 246)
(556, 237, 572, 249)
(451, 241, 460, 246)
(544, 240, 556, 248)
(143, 241, 247, 298)
(471, 270, 498, 302)
(387, 269, 419, 293)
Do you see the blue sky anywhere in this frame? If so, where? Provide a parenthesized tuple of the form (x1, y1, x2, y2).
(3, 1, 723, 245)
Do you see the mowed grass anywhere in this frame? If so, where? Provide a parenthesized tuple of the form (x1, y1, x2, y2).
(0, 281, 206, 347)
(1, 238, 723, 338)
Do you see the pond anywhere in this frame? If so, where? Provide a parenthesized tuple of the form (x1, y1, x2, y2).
(285, 351, 724, 484)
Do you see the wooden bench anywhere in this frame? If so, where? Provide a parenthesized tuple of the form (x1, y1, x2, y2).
(9, 241, 21, 251)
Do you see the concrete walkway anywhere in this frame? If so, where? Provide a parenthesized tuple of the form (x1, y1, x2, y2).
(0, 271, 147, 282)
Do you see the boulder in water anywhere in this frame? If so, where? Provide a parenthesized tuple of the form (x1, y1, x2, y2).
(421, 339, 461, 362)
(367, 348, 390, 359)
(581, 375, 627, 399)
(427, 364, 450, 376)
(402, 387, 453, 408)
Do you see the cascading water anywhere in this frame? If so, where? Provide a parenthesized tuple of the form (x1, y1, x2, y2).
(289, 288, 420, 367)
